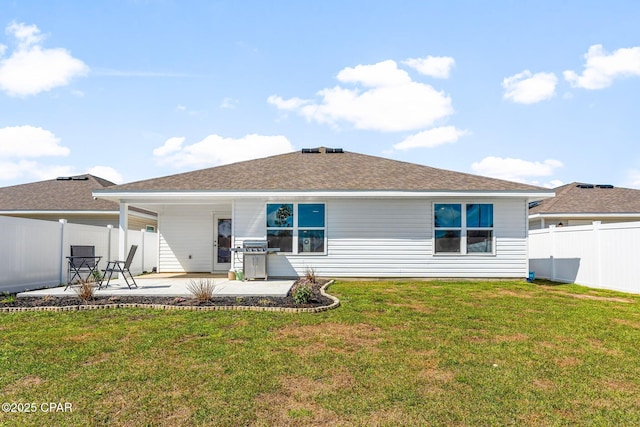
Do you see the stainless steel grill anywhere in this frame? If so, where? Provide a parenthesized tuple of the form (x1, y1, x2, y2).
(230, 240, 278, 280)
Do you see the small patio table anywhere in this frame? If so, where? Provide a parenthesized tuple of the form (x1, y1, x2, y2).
(66, 256, 102, 290)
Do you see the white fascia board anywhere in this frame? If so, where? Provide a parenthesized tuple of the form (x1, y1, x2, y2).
(529, 212, 640, 219)
(0, 210, 119, 215)
(94, 190, 555, 203)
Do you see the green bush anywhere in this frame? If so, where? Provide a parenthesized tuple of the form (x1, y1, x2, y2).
(293, 284, 312, 304)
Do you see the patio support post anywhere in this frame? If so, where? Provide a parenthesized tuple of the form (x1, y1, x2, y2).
(119, 202, 129, 261)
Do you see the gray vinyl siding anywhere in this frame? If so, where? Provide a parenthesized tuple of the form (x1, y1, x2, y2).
(232, 197, 529, 278)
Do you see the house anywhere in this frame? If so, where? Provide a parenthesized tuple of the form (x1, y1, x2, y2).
(528, 182, 640, 230)
(0, 174, 157, 231)
(94, 148, 553, 278)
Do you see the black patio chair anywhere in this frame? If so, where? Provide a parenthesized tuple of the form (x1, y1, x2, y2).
(100, 245, 138, 289)
(66, 245, 98, 290)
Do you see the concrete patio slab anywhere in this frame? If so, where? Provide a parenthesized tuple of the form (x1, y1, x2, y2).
(17, 276, 295, 298)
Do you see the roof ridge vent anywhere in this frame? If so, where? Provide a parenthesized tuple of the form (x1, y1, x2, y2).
(596, 184, 614, 188)
(302, 148, 321, 154)
(56, 177, 72, 181)
(72, 176, 89, 181)
(576, 184, 594, 189)
(326, 148, 344, 153)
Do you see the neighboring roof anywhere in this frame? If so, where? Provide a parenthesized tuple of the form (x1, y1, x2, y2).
(529, 182, 640, 215)
(99, 148, 548, 193)
(0, 174, 119, 211)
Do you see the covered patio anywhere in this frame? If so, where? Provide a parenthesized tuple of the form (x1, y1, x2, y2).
(17, 273, 295, 298)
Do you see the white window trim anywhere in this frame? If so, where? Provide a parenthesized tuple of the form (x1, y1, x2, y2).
(266, 202, 327, 255)
(433, 202, 495, 256)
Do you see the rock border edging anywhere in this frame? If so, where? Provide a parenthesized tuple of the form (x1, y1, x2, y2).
(0, 280, 340, 314)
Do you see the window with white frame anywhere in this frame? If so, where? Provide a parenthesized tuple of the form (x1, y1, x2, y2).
(266, 203, 326, 254)
(434, 203, 493, 254)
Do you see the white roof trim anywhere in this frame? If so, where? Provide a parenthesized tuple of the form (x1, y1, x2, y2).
(94, 190, 555, 204)
(0, 210, 120, 215)
(529, 212, 640, 219)
(0, 210, 156, 219)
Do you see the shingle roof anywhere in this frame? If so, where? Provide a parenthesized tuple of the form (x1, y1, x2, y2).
(0, 174, 118, 211)
(104, 148, 546, 192)
(529, 182, 640, 214)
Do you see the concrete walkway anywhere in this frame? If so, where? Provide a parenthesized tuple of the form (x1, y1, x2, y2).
(17, 275, 296, 298)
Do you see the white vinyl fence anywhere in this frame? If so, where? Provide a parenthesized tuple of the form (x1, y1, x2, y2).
(0, 216, 158, 293)
(529, 221, 640, 294)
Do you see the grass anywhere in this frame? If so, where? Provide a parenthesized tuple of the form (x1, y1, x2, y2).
(1, 279, 640, 426)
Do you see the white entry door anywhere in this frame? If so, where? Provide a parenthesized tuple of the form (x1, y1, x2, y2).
(214, 217, 232, 272)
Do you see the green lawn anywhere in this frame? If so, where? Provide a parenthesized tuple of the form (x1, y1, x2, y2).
(1, 280, 640, 426)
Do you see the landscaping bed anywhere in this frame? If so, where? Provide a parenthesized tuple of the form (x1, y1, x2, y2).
(1, 279, 334, 310)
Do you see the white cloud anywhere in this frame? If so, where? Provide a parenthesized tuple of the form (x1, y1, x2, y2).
(530, 179, 564, 189)
(336, 60, 412, 87)
(627, 169, 640, 189)
(471, 156, 563, 183)
(6, 22, 44, 49)
(0, 22, 88, 96)
(220, 97, 239, 109)
(268, 59, 453, 132)
(0, 125, 70, 158)
(0, 159, 38, 180)
(86, 166, 124, 184)
(0, 160, 78, 181)
(502, 70, 557, 104)
(267, 95, 309, 110)
(153, 133, 294, 169)
(393, 126, 469, 150)
(564, 44, 640, 90)
(152, 136, 185, 157)
(403, 56, 455, 78)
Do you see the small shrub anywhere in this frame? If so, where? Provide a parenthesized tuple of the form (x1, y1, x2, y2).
(293, 284, 313, 305)
(304, 267, 317, 284)
(187, 279, 216, 302)
(1, 292, 16, 304)
(92, 270, 103, 282)
(74, 281, 96, 303)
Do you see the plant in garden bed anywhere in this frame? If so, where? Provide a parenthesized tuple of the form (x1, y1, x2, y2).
(187, 278, 216, 301)
(92, 270, 103, 282)
(292, 283, 313, 304)
(1, 292, 16, 304)
(73, 279, 97, 303)
(304, 266, 318, 284)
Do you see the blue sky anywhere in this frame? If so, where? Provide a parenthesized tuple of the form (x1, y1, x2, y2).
(1, 1, 639, 189)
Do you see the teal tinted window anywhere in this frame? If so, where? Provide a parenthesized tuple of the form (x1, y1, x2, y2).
(298, 204, 325, 227)
(266, 204, 293, 227)
(434, 204, 461, 228)
(435, 230, 461, 253)
(467, 204, 493, 228)
(467, 230, 493, 253)
(267, 230, 292, 252)
(298, 230, 325, 253)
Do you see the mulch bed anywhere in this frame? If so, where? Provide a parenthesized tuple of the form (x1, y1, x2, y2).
(1, 279, 334, 309)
